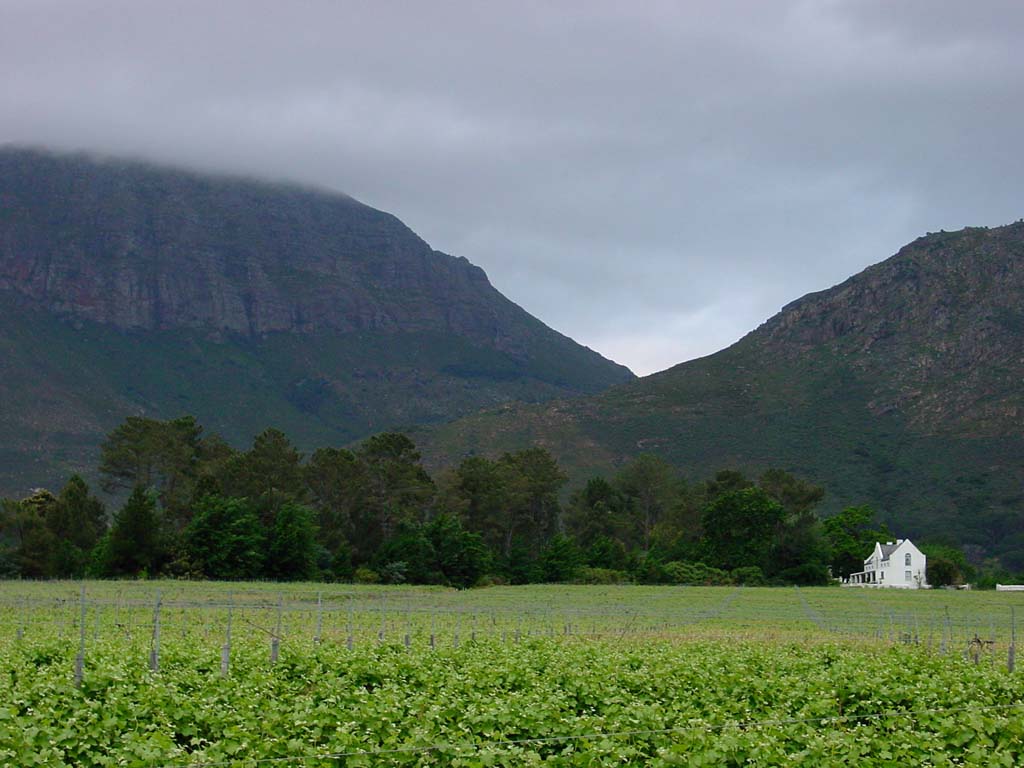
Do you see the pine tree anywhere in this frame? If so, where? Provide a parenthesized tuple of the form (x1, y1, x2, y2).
(108, 486, 161, 576)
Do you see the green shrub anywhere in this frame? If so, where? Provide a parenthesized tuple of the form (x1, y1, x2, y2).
(353, 566, 380, 584)
(731, 566, 766, 586)
(663, 560, 732, 585)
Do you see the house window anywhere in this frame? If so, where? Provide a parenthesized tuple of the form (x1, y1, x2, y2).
(905, 553, 912, 566)
(905, 570, 912, 581)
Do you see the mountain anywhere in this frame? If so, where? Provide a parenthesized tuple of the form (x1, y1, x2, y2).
(0, 147, 633, 495)
(418, 222, 1024, 566)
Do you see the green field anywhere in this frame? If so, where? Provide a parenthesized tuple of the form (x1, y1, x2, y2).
(2, 582, 1023, 766)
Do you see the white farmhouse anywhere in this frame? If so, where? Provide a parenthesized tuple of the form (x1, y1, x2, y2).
(846, 539, 928, 588)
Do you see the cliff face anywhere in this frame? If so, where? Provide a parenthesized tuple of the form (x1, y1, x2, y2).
(0, 149, 562, 351)
(0, 148, 632, 494)
(420, 223, 1024, 567)
(754, 224, 1024, 434)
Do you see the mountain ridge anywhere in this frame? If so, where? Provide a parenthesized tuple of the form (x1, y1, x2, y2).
(417, 222, 1024, 566)
(0, 147, 633, 495)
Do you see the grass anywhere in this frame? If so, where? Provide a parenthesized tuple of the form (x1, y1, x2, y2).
(3, 581, 1023, 650)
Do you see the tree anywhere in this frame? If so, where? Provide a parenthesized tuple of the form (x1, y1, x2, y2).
(701, 487, 785, 572)
(185, 495, 264, 579)
(541, 534, 583, 582)
(757, 470, 829, 584)
(266, 502, 319, 581)
(585, 535, 629, 571)
(99, 416, 203, 519)
(426, 514, 491, 588)
(615, 454, 678, 551)
(506, 539, 542, 584)
(703, 470, 754, 501)
(441, 456, 509, 554)
(565, 476, 629, 550)
(45, 476, 108, 577)
(823, 505, 890, 579)
(650, 479, 703, 558)
(305, 447, 365, 565)
(758, 469, 824, 517)
(921, 543, 974, 587)
(497, 447, 567, 558)
(352, 433, 434, 560)
(194, 433, 237, 490)
(220, 428, 307, 523)
(375, 522, 437, 584)
(770, 512, 831, 585)
(0, 492, 56, 578)
(99, 416, 168, 490)
(107, 486, 162, 576)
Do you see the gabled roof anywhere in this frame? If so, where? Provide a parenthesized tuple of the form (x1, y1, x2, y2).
(864, 541, 909, 564)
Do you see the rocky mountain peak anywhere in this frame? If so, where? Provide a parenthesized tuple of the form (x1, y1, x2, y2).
(0, 147, 545, 354)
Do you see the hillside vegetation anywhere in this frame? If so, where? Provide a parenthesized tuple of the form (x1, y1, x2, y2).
(0, 148, 632, 494)
(419, 223, 1024, 567)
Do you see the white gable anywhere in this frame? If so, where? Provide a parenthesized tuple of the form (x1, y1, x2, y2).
(847, 538, 928, 589)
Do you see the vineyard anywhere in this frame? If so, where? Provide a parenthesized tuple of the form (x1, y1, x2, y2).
(2, 582, 1023, 766)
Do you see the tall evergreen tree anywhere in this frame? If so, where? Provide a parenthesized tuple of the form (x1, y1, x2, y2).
(99, 416, 203, 519)
(442, 456, 509, 554)
(565, 476, 628, 549)
(758, 469, 825, 517)
(375, 521, 438, 584)
(426, 514, 491, 588)
(46, 475, 107, 577)
(107, 486, 162, 577)
(305, 447, 365, 565)
(1, 491, 56, 578)
(219, 428, 307, 527)
(497, 447, 566, 558)
(352, 433, 434, 560)
(615, 454, 678, 551)
(541, 533, 583, 582)
(823, 505, 891, 579)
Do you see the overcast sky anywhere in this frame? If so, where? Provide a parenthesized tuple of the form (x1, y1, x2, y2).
(2, 1, 1022, 375)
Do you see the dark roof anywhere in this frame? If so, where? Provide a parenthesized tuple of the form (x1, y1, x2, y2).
(879, 543, 899, 561)
(864, 541, 903, 564)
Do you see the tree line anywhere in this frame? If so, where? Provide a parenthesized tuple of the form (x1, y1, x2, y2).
(0, 415, 980, 586)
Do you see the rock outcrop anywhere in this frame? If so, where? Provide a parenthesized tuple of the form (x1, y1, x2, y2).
(0, 147, 633, 494)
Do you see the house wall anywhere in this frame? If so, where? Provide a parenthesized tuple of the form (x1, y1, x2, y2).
(845, 539, 928, 588)
(887, 540, 927, 588)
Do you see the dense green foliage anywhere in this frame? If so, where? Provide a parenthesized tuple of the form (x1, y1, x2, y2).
(184, 496, 264, 580)
(1, 581, 1024, 766)
(2, 415, 997, 586)
(0, 480, 106, 579)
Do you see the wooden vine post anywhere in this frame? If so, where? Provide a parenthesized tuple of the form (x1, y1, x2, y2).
(270, 595, 282, 664)
(1010, 607, 1016, 674)
(315, 591, 323, 646)
(221, 595, 233, 677)
(74, 584, 86, 688)
(149, 591, 162, 672)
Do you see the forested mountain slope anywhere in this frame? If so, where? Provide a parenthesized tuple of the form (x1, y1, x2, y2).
(0, 148, 632, 495)
(419, 223, 1024, 566)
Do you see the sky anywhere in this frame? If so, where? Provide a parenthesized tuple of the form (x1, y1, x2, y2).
(1, 1, 1022, 376)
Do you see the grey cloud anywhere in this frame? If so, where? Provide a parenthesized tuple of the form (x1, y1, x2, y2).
(2, 0, 1022, 374)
